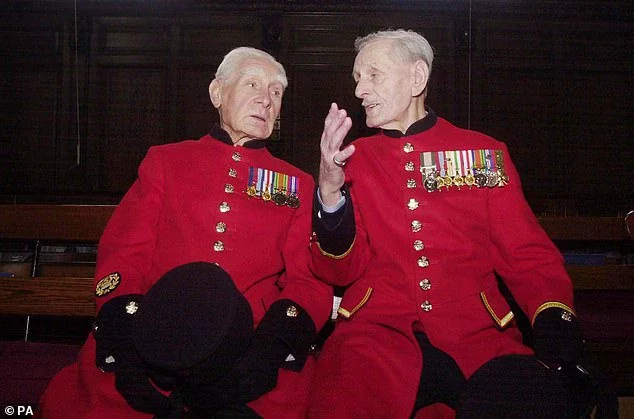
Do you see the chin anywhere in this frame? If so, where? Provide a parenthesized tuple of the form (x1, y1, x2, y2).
(365, 117, 382, 129)
(250, 131, 272, 140)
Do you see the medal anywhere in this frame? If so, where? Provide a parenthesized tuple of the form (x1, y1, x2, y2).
(442, 175, 453, 190)
(486, 172, 499, 188)
(464, 171, 475, 187)
(273, 190, 288, 206)
(474, 170, 488, 188)
(424, 175, 437, 192)
(286, 194, 300, 208)
(417, 149, 508, 192)
(497, 169, 509, 187)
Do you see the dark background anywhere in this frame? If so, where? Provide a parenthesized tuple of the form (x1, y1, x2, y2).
(1, 0, 632, 215)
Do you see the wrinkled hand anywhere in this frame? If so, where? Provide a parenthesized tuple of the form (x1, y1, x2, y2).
(319, 103, 354, 207)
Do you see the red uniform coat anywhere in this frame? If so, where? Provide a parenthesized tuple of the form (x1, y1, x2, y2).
(309, 115, 575, 418)
(40, 132, 332, 418)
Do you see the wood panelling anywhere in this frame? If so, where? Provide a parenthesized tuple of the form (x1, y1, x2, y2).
(0, 15, 74, 194)
(0, 2, 631, 213)
(470, 18, 633, 212)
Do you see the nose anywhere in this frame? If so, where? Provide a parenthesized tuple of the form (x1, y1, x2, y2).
(355, 79, 369, 99)
(256, 89, 272, 109)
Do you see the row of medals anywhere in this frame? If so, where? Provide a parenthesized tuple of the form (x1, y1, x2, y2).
(422, 167, 509, 192)
(245, 184, 300, 208)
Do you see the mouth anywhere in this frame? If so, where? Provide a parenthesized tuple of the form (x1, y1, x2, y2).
(250, 114, 267, 123)
(363, 103, 379, 112)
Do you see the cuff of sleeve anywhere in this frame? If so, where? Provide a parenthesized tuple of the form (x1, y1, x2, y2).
(312, 186, 356, 257)
(531, 302, 576, 325)
(317, 187, 346, 213)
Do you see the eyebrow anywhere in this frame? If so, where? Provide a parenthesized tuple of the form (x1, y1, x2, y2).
(352, 65, 382, 79)
(241, 67, 286, 88)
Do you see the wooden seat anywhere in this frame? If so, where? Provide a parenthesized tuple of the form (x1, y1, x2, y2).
(0, 204, 632, 400)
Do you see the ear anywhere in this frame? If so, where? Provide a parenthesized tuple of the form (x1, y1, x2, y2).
(411, 60, 430, 97)
(209, 79, 222, 109)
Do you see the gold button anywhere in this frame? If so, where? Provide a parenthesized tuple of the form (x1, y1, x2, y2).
(219, 202, 230, 213)
(216, 222, 226, 233)
(407, 199, 419, 211)
(407, 179, 417, 188)
(228, 168, 237, 178)
(419, 279, 431, 290)
(411, 220, 422, 232)
(561, 311, 573, 322)
(225, 184, 234, 193)
(421, 300, 432, 312)
(232, 152, 241, 162)
(403, 143, 414, 153)
(125, 301, 139, 314)
(413, 240, 424, 251)
(286, 305, 298, 317)
(213, 241, 224, 251)
(418, 256, 429, 267)
(405, 161, 415, 172)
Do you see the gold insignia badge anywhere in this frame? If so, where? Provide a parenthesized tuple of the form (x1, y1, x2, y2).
(95, 272, 121, 297)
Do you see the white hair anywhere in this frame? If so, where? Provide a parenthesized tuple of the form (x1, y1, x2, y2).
(355, 29, 434, 74)
(215, 47, 288, 88)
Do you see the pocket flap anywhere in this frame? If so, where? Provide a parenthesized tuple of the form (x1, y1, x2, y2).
(480, 291, 514, 329)
(337, 287, 373, 319)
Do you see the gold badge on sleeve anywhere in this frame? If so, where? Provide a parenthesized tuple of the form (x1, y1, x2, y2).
(95, 272, 121, 297)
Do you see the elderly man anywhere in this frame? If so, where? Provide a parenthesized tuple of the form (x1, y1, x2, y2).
(39, 47, 332, 418)
(309, 29, 584, 417)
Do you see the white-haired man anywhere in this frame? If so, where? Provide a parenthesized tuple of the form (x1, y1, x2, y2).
(40, 47, 332, 418)
(309, 29, 584, 417)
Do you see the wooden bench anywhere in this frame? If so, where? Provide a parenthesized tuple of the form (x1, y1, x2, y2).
(0, 204, 115, 318)
(0, 204, 632, 407)
(0, 205, 114, 407)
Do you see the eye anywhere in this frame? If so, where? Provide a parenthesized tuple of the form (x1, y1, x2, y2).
(272, 90, 282, 97)
(247, 81, 257, 88)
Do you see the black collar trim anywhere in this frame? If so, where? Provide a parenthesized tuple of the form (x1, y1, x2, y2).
(210, 125, 268, 149)
(382, 108, 437, 138)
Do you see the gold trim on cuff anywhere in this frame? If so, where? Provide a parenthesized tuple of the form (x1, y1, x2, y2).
(317, 236, 356, 259)
(531, 302, 576, 325)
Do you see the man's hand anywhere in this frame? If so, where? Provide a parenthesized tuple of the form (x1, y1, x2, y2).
(319, 103, 354, 206)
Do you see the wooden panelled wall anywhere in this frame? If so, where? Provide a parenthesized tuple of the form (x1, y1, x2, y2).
(1, 1, 632, 214)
